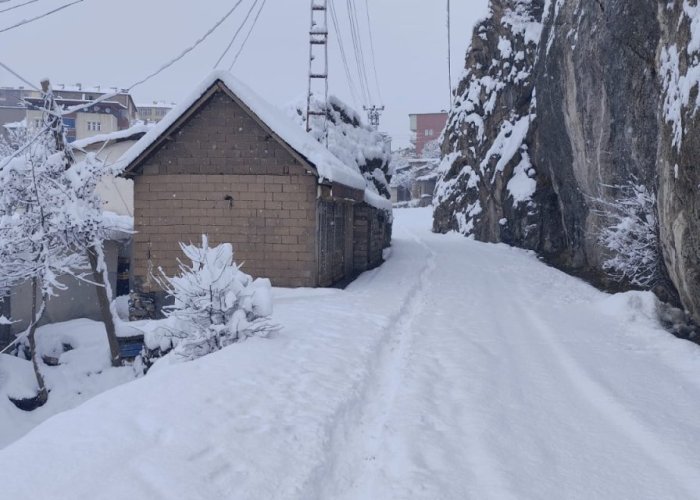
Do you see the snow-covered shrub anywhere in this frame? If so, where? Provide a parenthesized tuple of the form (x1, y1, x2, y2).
(287, 96, 392, 198)
(594, 183, 660, 288)
(153, 236, 278, 361)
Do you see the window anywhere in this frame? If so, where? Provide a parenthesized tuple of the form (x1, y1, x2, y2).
(87, 121, 101, 132)
(424, 129, 434, 137)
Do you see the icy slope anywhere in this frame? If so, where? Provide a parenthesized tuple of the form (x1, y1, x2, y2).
(2, 209, 700, 499)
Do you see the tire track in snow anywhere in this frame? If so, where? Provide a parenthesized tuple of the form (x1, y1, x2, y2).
(299, 228, 437, 500)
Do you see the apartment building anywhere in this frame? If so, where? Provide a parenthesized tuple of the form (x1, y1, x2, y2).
(409, 111, 448, 157)
(137, 101, 175, 123)
(1, 84, 138, 142)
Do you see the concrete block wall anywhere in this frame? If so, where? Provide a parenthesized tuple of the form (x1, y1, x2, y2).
(131, 89, 318, 291)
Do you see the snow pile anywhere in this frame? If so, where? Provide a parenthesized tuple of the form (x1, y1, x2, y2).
(116, 71, 372, 197)
(150, 236, 278, 361)
(0, 319, 137, 449)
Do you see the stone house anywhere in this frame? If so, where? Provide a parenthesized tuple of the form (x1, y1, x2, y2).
(119, 71, 391, 317)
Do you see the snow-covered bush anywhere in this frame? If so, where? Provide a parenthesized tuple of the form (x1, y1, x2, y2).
(152, 236, 278, 361)
(287, 96, 392, 198)
(594, 183, 660, 288)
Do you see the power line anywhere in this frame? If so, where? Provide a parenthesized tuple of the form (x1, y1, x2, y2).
(33, 1, 252, 117)
(345, 0, 371, 105)
(212, 0, 251, 69)
(0, 60, 39, 90)
(362, 0, 382, 104)
(229, 0, 268, 70)
(0, 0, 40, 15)
(128, 3, 245, 91)
(0, 0, 83, 35)
(328, 0, 359, 107)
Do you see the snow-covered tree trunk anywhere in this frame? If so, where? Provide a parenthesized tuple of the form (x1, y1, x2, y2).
(87, 247, 120, 367)
(27, 278, 48, 406)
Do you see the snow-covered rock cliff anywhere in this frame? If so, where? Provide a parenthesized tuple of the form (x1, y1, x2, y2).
(435, 0, 700, 323)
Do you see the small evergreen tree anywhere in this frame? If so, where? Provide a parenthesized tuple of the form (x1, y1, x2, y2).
(153, 236, 278, 361)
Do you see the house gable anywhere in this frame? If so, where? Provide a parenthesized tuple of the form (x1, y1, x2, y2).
(129, 84, 313, 178)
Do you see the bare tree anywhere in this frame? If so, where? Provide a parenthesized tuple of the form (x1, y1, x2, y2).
(593, 183, 662, 288)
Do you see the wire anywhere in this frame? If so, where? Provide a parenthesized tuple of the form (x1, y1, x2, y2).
(129, 3, 243, 91)
(363, 0, 383, 104)
(345, 0, 371, 105)
(329, 0, 360, 107)
(0, 60, 39, 90)
(0, 0, 40, 15)
(64, 1, 247, 116)
(229, 0, 268, 70)
(212, 0, 250, 68)
(0, 0, 83, 34)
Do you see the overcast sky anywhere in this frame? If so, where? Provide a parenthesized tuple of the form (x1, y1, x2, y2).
(0, 0, 489, 147)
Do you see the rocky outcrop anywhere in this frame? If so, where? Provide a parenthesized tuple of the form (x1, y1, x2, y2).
(435, 0, 700, 321)
(657, 2, 700, 321)
(434, 0, 543, 246)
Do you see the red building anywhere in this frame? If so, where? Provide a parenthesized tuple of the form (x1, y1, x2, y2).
(409, 112, 448, 157)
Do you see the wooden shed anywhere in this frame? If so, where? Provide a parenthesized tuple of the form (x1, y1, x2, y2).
(119, 71, 391, 318)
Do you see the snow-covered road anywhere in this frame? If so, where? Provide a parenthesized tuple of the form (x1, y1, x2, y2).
(2, 208, 700, 499)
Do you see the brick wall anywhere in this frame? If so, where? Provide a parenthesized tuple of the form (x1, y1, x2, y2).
(132, 89, 318, 291)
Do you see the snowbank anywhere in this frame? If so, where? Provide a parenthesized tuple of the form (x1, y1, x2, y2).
(0, 319, 137, 449)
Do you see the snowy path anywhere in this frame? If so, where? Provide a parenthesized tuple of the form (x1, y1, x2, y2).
(3, 208, 700, 499)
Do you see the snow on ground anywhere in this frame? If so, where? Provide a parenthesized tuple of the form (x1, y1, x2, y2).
(2, 208, 700, 499)
(0, 319, 138, 449)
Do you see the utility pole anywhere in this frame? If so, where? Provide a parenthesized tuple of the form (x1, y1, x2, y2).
(363, 104, 384, 130)
(40, 79, 121, 367)
(306, 0, 329, 144)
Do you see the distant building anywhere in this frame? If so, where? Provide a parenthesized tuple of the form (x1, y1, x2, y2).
(0, 84, 138, 142)
(409, 112, 448, 156)
(0, 87, 30, 141)
(137, 101, 175, 123)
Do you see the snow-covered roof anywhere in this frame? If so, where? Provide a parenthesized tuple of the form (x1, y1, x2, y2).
(53, 84, 128, 94)
(117, 71, 367, 192)
(3, 119, 25, 130)
(102, 211, 133, 241)
(137, 101, 176, 109)
(71, 123, 151, 150)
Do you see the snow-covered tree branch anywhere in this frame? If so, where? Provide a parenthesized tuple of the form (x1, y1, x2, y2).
(593, 183, 661, 288)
